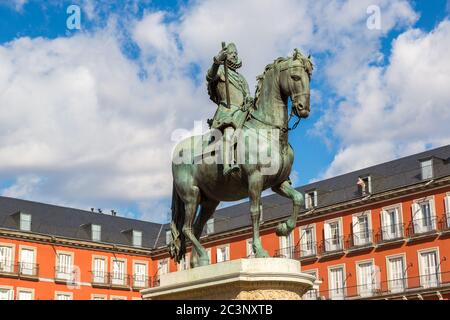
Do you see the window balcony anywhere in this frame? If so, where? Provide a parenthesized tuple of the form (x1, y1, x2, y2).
(18, 262, 39, 279)
(0, 260, 18, 277)
(375, 223, 405, 245)
(407, 217, 438, 240)
(110, 272, 131, 288)
(318, 237, 345, 257)
(303, 288, 320, 300)
(347, 230, 374, 251)
(90, 271, 132, 289)
(54, 266, 76, 283)
(132, 275, 152, 290)
(438, 214, 450, 234)
(274, 243, 318, 261)
(91, 271, 109, 287)
(274, 245, 300, 260)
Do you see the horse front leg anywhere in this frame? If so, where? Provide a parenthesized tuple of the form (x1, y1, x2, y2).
(272, 180, 304, 236)
(249, 172, 269, 258)
(191, 199, 220, 268)
(181, 186, 209, 268)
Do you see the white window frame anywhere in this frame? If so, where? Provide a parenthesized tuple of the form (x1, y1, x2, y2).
(358, 176, 372, 195)
(380, 204, 404, 241)
(305, 190, 317, 209)
(0, 242, 15, 273)
(54, 291, 73, 300)
(55, 251, 74, 281)
(302, 269, 319, 300)
(444, 192, 450, 229)
(246, 239, 254, 258)
(411, 196, 437, 234)
(165, 230, 172, 245)
(324, 217, 343, 252)
(355, 259, 379, 297)
(0, 285, 14, 300)
(157, 258, 169, 276)
(216, 245, 230, 263)
(19, 245, 36, 276)
(279, 231, 294, 258)
(417, 247, 441, 288)
(91, 294, 107, 300)
(92, 255, 107, 284)
(206, 218, 214, 235)
(91, 224, 101, 242)
(133, 260, 148, 288)
(327, 264, 346, 300)
(19, 212, 32, 231)
(111, 257, 127, 286)
(16, 287, 34, 300)
(385, 253, 407, 293)
(420, 159, 433, 180)
(177, 254, 190, 271)
(132, 230, 143, 247)
(351, 211, 372, 246)
(299, 224, 316, 257)
(110, 295, 127, 300)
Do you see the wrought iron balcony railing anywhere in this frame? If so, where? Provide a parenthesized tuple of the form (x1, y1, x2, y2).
(407, 217, 438, 237)
(347, 230, 374, 249)
(274, 242, 317, 260)
(375, 223, 405, 244)
(0, 261, 39, 278)
(317, 270, 450, 300)
(318, 236, 345, 255)
(0, 260, 17, 275)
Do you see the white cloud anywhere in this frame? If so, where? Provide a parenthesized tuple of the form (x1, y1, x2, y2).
(319, 20, 450, 178)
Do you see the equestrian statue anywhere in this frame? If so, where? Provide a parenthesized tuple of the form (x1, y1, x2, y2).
(169, 42, 313, 268)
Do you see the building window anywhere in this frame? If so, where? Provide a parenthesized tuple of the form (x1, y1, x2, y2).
(0, 287, 13, 300)
(302, 270, 319, 300)
(357, 176, 371, 196)
(206, 218, 214, 235)
(17, 288, 33, 300)
(387, 255, 406, 293)
(381, 207, 403, 240)
(420, 159, 433, 180)
(178, 255, 190, 271)
(324, 219, 342, 252)
(445, 195, 450, 229)
(91, 294, 106, 300)
(0, 245, 14, 273)
(305, 190, 317, 209)
(56, 253, 73, 280)
(91, 224, 101, 242)
(133, 262, 147, 288)
(300, 226, 316, 257)
(19, 248, 36, 276)
(111, 259, 126, 286)
(412, 200, 436, 234)
(165, 230, 172, 244)
(92, 257, 106, 284)
(356, 261, 378, 297)
(132, 230, 142, 247)
(111, 296, 127, 300)
(419, 250, 440, 288)
(158, 259, 169, 275)
(246, 239, 254, 258)
(55, 292, 72, 300)
(279, 233, 294, 258)
(216, 245, 230, 263)
(328, 266, 345, 300)
(19, 213, 32, 231)
(352, 212, 371, 247)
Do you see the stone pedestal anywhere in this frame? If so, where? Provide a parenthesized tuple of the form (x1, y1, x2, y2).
(141, 258, 315, 300)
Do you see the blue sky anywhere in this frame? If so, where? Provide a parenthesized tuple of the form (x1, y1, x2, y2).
(0, 0, 449, 223)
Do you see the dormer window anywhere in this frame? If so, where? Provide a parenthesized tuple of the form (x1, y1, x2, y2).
(305, 190, 317, 209)
(206, 218, 214, 235)
(357, 176, 372, 196)
(132, 230, 142, 247)
(420, 159, 433, 180)
(91, 224, 101, 242)
(165, 230, 172, 244)
(19, 213, 31, 231)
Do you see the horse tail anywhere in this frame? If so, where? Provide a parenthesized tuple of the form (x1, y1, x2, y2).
(168, 182, 186, 263)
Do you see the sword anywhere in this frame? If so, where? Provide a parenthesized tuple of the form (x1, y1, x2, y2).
(222, 41, 231, 109)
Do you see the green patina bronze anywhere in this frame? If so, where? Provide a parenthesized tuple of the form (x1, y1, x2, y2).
(169, 43, 313, 268)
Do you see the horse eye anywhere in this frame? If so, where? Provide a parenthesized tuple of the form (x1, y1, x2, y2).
(291, 75, 301, 81)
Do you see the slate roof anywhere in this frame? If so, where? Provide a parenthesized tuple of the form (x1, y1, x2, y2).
(1, 144, 450, 250)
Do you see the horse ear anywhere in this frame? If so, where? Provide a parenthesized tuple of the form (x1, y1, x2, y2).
(293, 49, 300, 60)
(308, 54, 311, 59)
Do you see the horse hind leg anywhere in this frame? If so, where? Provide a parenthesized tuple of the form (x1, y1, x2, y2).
(272, 180, 303, 237)
(190, 198, 220, 268)
(249, 172, 269, 258)
(181, 186, 209, 267)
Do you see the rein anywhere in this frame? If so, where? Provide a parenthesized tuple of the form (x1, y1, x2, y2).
(248, 110, 301, 132)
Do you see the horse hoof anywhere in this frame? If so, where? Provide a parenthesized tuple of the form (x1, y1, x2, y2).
(276, 222, 288, 236)
(198, 257, 210, 267)
(255, 250, 269, 258)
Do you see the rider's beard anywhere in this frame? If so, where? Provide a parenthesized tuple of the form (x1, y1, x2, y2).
(227, 57, 242, 70)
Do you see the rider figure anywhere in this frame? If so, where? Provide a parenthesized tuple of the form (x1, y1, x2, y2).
(206, 43, 254, 176)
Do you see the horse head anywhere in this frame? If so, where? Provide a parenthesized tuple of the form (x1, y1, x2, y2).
(279, 49, 313, 119)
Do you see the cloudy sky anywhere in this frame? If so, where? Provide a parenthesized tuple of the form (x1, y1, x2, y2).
(0, 0, 449, 223)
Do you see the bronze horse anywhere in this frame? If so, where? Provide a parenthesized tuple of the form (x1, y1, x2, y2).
(170, 49, 313, 268)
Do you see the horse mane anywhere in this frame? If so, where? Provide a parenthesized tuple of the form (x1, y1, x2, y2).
(254, 57, 289, 107)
